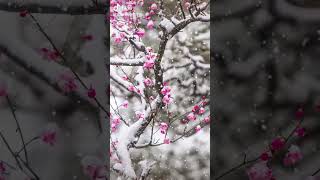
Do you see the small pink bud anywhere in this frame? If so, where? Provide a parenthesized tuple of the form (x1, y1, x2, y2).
(87, 87, 96, 98)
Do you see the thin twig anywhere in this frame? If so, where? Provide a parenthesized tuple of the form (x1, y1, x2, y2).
(6, 95, 29, 165)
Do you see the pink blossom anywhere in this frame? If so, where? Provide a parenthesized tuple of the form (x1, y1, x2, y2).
(150, 3, 158, 10)
(184, 2, 191, 8)
(192, 105, 200, 112)
(160, 122, 168, 134)
(246, 162, 274, 180)
(195, 125, 201, 133)
(283, 145, 303, 166)
(260, 152, 272, 161)
(143, 78, 153, 87)
(122, 75, 129, 81)
(187, 112, 196, 121)
(41, 130, 57, 146)
(19, 10, 28, 17)
(143, 59, 155, 70)
(198, 107, 205, 114)
(87, 87, 96, 98)
(164, 138, 170, 144)
(161, 86, 171, 96)
(58, 72, 78, 93)
(294, 127, 306, 137)
(121, 100, 128, 108)
(111, 116, 121, 132)
(135, 28, 145, 38)
(203, 117, 210, 123)
(135, 111, 144, 120)
(162, 95, 172, 105)
(147, 20, 154, 29)
(270, 137, 285, 152)
(128, 85, 135, 92)
(145, 12, 151, 20)
(295, 107, 304, 119)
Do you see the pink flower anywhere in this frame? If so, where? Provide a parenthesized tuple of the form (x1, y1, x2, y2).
(135, 111, 144, 120)
(147, 20, 154, 29)
(128, 85, 135, 92)
(161, 86, 171, 96)
(58, 72, 78, 93)
(246, 162, 274, 180)
(195, 125, 201, 133)
(198, 107, 205, 114)
(160, 122, 168, 134)
(150, 3, 158, 10)
(111, 116, 121, 132)
(164, 138, 170, 144)
(121, 100, 128, 108)
(192, 105, 200, 112)
(283, 145, 303, 166)
(162, 95, 172, 105)
(135, 28, 145, 38)
(87, 87, 96, 98)
(203, 116, 210, 123)
(295, 107, 304, 119)
(260, 152, 271, 161)
(187, 112, 196, 121)
(143, 59, 154, 70)
(294, 127, 306, 137)
(184, 2, 191, 8)
(19, 10, 28, 17)
(143, 78, 153, 87)
(122, 75, 129, 81)
(270, 137, 285, 152)
(41, 130, 57, 146)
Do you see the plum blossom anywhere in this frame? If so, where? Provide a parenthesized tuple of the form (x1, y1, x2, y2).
(195, 125, 201, 133)
(270, 137, 285, 152)
(143, 78, 153, 87)
(198, 107, 205, 114)
(246, 161, 274, 180)
(260, 151, 272, 161)
(128, 85, 136, 92)
(87, 86, 96, 98)
(283, 145, 303, 166)
(294, 127, 306, 137)
(192, 105, 200, 112)
(162, 95, 172, 105)
(40, 130, 57, 146)
(147, 20, 154, 29)
(121, 100, 128, 108)
(135, 28, 145, 38)
(164, 138, 170, 144)
(160, 122, 168, 134)
(150, 3, 158, 11)
(203, 116, 210, 123)
(143, 59, 155, 70)
(161, 86, 171, 96)
(58, 72, 78, 93)
(187, 112, 196, 121)
(111, 116, 121, 132)
(135, 111, 144, 120)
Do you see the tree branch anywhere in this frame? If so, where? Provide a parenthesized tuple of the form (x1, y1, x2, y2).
(0, 3, 106, 15)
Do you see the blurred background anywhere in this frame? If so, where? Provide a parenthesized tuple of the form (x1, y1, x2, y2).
(0, 0, 108, 179)
(213, 0, 320, 179)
